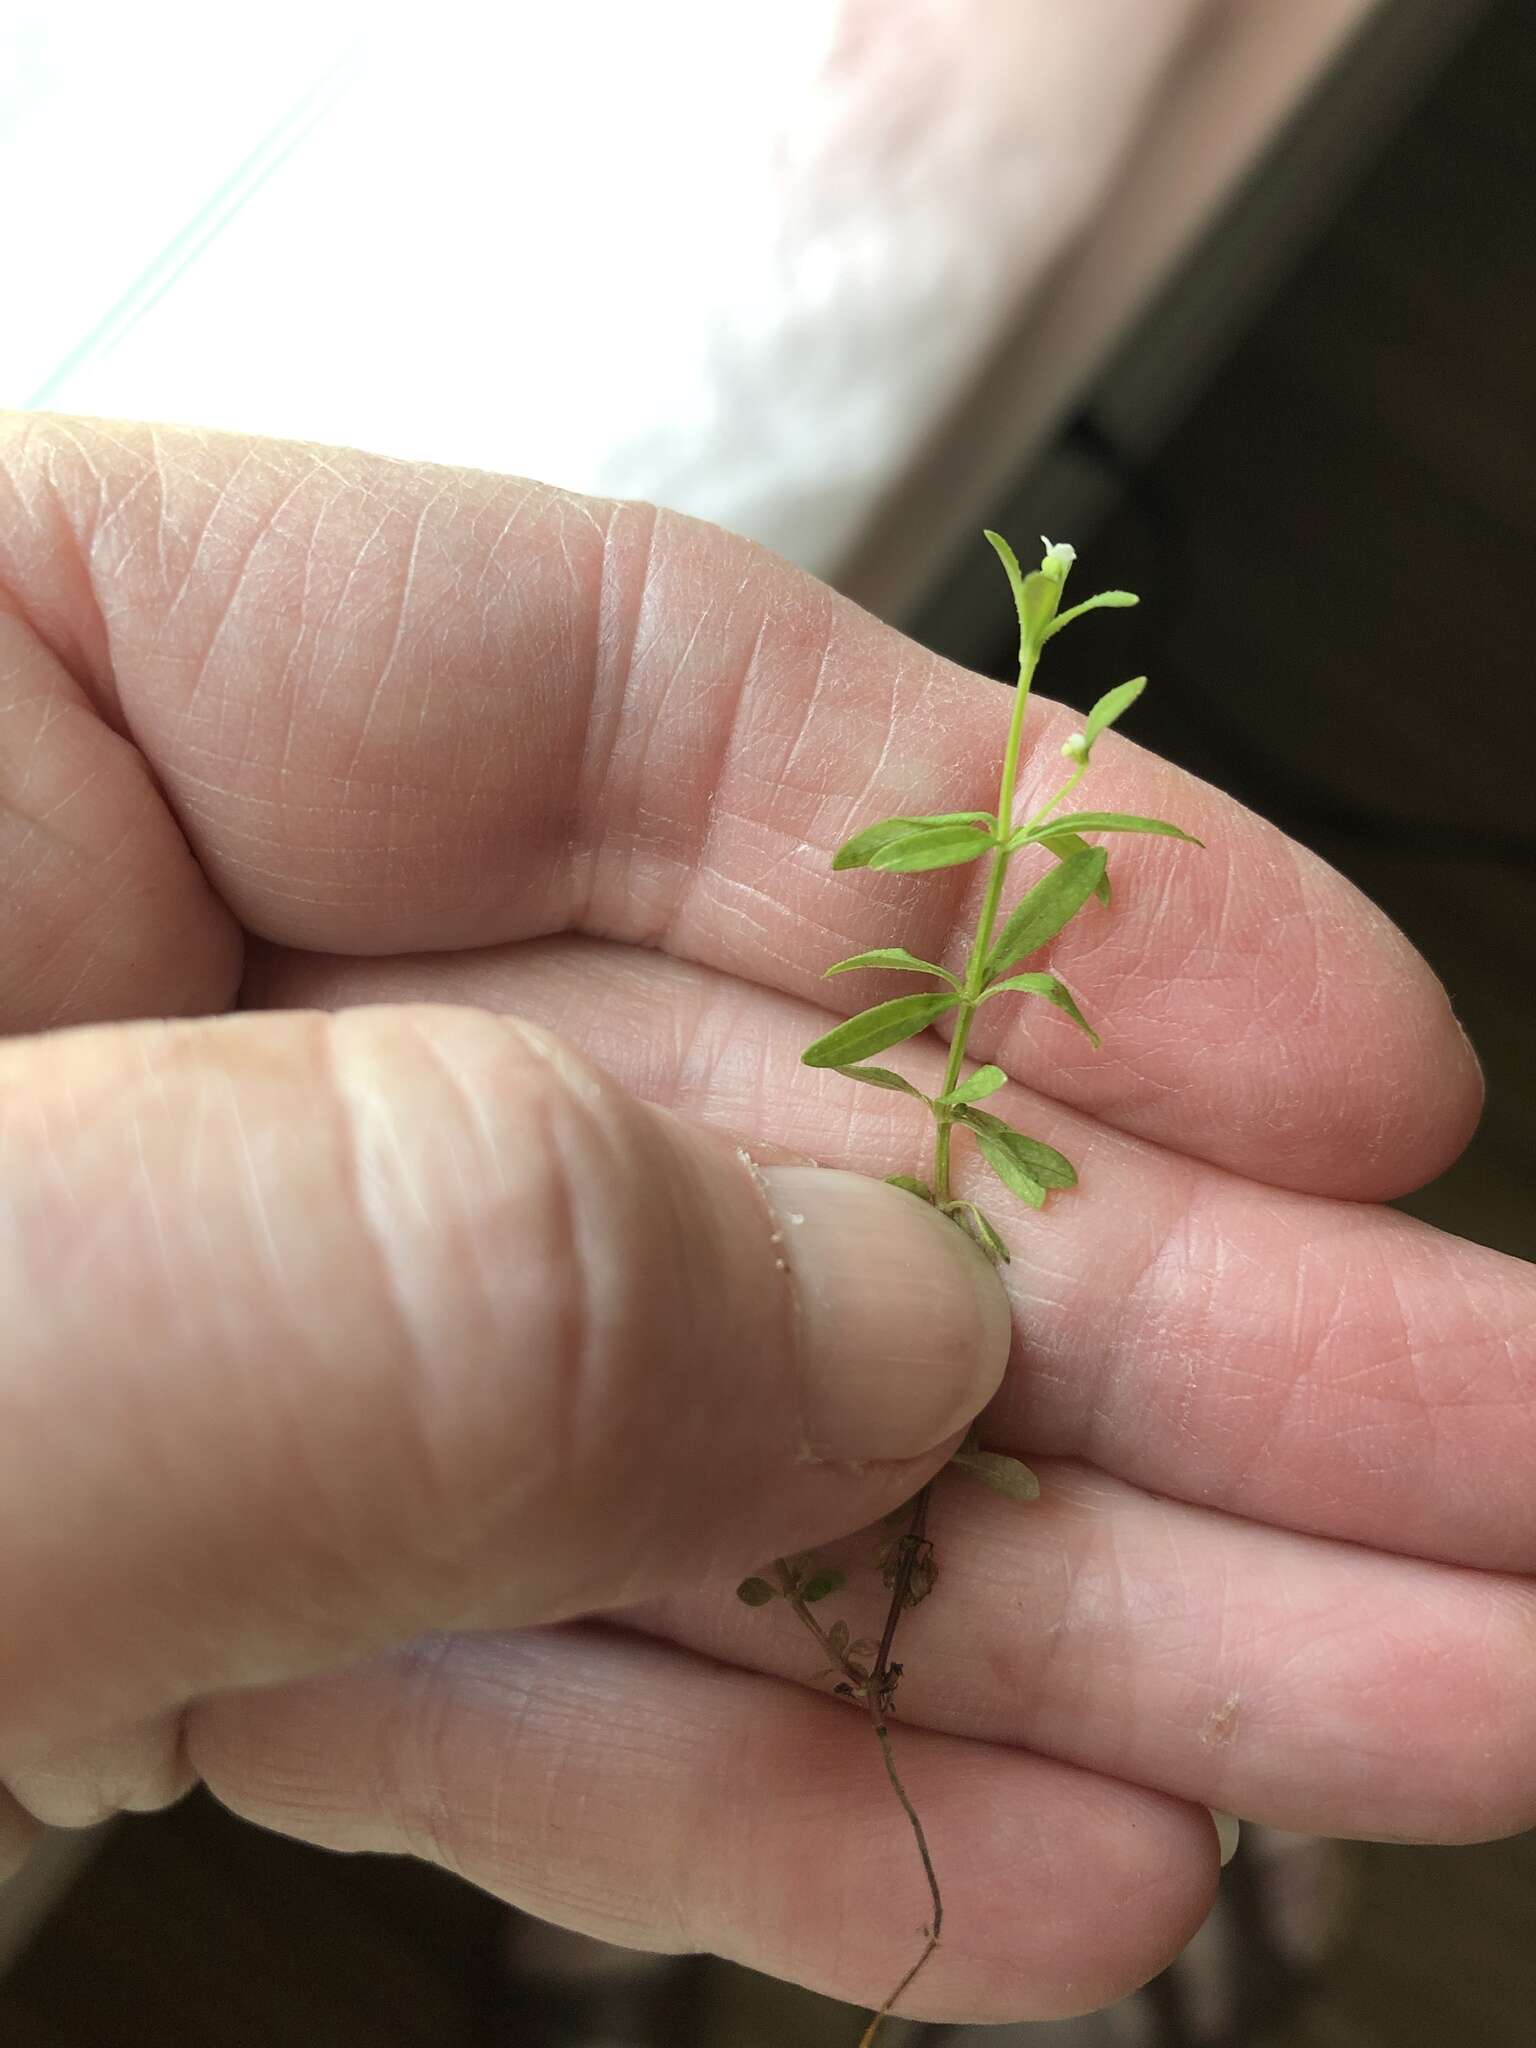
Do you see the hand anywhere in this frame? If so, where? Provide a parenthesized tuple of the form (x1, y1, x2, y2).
(2, 418, 1530, 2027)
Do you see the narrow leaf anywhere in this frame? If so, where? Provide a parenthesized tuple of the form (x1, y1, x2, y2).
(971, 1210, 1012, 1266)
(941, 1199, 1011, 1265)
(1019, 568, 1063, 644)
(831, 812, 993, 870)
(952, 1449, 1040, 1502)
(955, 1108, 1077, 1188)
(982, 971, 1099, 1046)
(833, 817, 915, 871)
(826, 1620, 851, 1658)
(833, 1063, 927, 1099)
(984, 848, 1106, 977)
(736, 1576, 777, 1606)
(1039, 830, 1111, 905)
(982, 528, 1030, 653)
(969, 1126, 1048, 1208)
(1043, 589, 1139, 639)
(1084, 675, 1147, 746)
(801, 1569, 844, 1604)
(869, 824, 992, 873)
(1021, 810, 1203, 847)
(885, 1174, 935, 1202)
(801, 991, 959, 1068)
(825, 947, 959, 988)
(937, 1065, 1007, 1108)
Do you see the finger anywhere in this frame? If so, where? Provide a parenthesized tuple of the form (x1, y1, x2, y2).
(0, 1006, 1008, 1768)
(1, 415, 1477, 1195)
(187, 1626, 1219, 2026)
(637, 1461, 1536, 1846)
(246, 937, 1536, 1572)
(4, 1709, 196, 1830)
(0, 592, 239, 1032)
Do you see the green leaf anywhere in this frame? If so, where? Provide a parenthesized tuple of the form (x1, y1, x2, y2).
(833, 1063, 928, 1099)
(826, 1619, 851, 1658)
(968, 1126, 1047, 1208)
(984, 848, 1107, 978)
(1019, 810, 1203, 848)
(736, 1576, 777, 1606)
(955, 1107, 1077, 1189)
(941, 1199, 1011, 1265)
(951, 1448, 1040, 1502)
(1083, 675, 1147, 746)
(868, 824, 993, 873)
(982, 528, 1030, 652)
(885, 1174, 935, 1202)
(801, 991, 959, 1068)
(981, 971, 1099, 1046)
(1019, 569, 1063, 644)
(825, 947, 960, 988)
(1043, 589, 1139, 640)
(801, 1569, 844, 1603)
(1039, 830, 1112, 905)
(937, 1065, 1007, 1107)
(831, 812, 993, 870)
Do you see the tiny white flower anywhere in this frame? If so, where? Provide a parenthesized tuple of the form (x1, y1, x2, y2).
(1062, 732, 1090, 762)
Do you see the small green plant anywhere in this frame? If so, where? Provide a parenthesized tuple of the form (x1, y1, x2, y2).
(737, 534, 1201, 2045)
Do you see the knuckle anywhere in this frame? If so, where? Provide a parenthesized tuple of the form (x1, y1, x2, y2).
(320, 1007, 661, 1584)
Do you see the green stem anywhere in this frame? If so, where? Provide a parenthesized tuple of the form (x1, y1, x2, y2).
(932, 635, 1041, 1202)
(1027, 760, 1086, 832)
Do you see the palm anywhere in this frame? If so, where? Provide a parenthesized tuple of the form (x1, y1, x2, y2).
(4, 420, 1530, 2023)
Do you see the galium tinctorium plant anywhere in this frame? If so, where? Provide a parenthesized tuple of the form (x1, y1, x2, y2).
(735, 533, 1202, 2046)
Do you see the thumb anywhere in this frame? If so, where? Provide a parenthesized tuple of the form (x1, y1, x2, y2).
(0, 1005, 1008, 1757)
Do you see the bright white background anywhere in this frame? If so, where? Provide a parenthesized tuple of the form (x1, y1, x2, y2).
(2, 1, 1208, 577)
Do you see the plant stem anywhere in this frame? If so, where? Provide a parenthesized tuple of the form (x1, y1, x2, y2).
(932, 635, 1042, 1203)
(1028, 760, 1086, 832)
(860, 622, 1052, 2040)
(771, 1557, 852, 1666)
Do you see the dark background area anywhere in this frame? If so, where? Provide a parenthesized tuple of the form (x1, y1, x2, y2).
(947, 0, 1534, 1268)
(2, 3, 1531, 2043)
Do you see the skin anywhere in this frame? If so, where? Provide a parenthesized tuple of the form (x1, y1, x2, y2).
(1, 415, 1531, 2026)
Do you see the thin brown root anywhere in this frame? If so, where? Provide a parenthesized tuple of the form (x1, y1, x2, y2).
(872, 1721, 941, 1945)
(774, 1493, 945, 2047)
(856, 1928, 938, 2048)
(854, 1719, 941, 2046)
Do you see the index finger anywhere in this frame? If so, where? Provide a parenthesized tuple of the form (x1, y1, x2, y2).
(0, 414, 1479, 1195)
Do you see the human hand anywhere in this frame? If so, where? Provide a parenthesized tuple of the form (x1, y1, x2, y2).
(2, 418, 1530, 2027)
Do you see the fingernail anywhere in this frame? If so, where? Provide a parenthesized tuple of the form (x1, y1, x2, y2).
(761, 1167, 1012, 1461)
(734, 1140, 819, 1170)
(1210, 1810, 1241, 1867)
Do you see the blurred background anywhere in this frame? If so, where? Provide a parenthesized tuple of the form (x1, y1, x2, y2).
(2, 0, 1531, 2042)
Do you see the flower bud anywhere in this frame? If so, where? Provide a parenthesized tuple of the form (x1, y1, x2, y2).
(1039, 536, 1077, 585)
